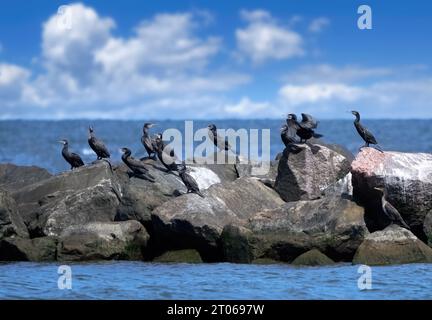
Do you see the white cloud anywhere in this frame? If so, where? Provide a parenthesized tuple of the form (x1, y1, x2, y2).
(224, 97, 272, 117)
(308, 17, 330, 33)
(0, 63, 30, 103)
(278, 65, 432, 118)
(0, 3, 250, 119)
(279, 83, 364, 106)
(236, 9, 304, 63)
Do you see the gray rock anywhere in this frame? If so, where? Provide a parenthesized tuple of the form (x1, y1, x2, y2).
(274, 143, 352, 202)
(222, 196, 368, 263)
(0, 189, 28, 239)
(11, 162, 122, 237)
(0, 237, 57, 261)
(57, 220, 149, 261)
(353, 225, 432, 265)
(351, 147, 432, 242)
(291, 249, 335, 266)
(151, 177, 284, 261)
(153, 249, 203, 263)
(424, 211, 432, 247)
(235, 159, 279, 188)
(0, 163, 52, 192)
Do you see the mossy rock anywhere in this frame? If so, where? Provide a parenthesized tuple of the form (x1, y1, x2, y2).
(153, 249, 203, 263)
(291, 249, 335, 266)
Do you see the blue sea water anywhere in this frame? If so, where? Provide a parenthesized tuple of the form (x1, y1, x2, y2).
(0, 262, 431, 300)
(0, 119, 431, 300)
(0, 119, 431, 173)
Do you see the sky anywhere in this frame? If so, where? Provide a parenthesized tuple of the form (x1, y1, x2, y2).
(0, 0, 431, 119)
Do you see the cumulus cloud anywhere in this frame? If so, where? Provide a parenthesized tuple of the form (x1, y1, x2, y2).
(0, 3, 251, 119)
(308, 17, 330, 33)
(236, 9, 304, 63)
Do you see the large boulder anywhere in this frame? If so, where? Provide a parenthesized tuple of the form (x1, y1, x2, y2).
(351, 148, 432, 242)
(235, 160, 279, 189)
(57, 220, 149, 261)
(0, 237, 57, 261)
(0, 189, 28, 239)
(221, 196, 368, 263)
(12, 162, 122, 237)
(150, 178, 285, 261)
(353, 225, 432, 265)
(0, 163, 52, 192)
(274, 143, 352, 202)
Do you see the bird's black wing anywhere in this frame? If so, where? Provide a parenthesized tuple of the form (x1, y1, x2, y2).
(384, 202, 410, 229)
(300, 113, 318, 130)
(184, 172, 200, 192)
(142, 135, 155, 153)
(90, 138, 111, 157)
(356, 123, 378, 145)
(70, 152, 84, 166)
(128, 157, 150, 173)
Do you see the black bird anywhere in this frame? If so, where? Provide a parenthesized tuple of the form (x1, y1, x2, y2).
(121, 147, 155, 182)
(281, 114, 299, 147)
(374, 187, 410, 230)
(88, 126, 110, 160)
(141, 123, 157, 159)
(291, 113, 323, 143)
(178, 164, 204, 198)
(154, 133, 178, 172)
(208, 124, 231, 152)
(58, 139, 84, 170)
(351, 111, 379, 149)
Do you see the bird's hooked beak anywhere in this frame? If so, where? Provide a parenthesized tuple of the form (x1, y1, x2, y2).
(58, 140, 66, 145)
(374, 187, 384, 192)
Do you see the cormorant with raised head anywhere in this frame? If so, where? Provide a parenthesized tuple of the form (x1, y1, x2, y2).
(141, 123, 157, 159)
(374, 187, 410, 230)
(281, 114, 301, 146)
(154, 133, 178, 172)
(178, 164, 204, 198)
(291, 113, 323, 143)
(121, 147, 155, 182)
(351, 111, 380, 149)
(58, 139, 84, 170)
(88, 126, 111, 160)
(208, 124, 232, 152)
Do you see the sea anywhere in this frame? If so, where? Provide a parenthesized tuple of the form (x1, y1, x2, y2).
(0, 119, 431, 300)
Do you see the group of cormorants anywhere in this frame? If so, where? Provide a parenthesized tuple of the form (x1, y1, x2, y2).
(58, 111, 408, 229)
(59, 124, 231, 197)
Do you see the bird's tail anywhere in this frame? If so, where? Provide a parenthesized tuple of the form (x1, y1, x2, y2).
(374, 144, 385, 153)
(195, 191, 205, 198)
(101, 158, 114, 172)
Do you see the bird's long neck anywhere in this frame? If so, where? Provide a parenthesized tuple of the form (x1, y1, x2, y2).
(122, 150, 131, 161)
(143, 127, 149, 136)
(354, 114, 360, 123)
(62, 144, 70, 156)
(89, 131, 95, 140)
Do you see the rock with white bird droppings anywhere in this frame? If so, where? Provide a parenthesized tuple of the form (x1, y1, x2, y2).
(351, 147, 432, 242)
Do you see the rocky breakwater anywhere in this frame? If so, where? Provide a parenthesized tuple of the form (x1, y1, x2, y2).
(0, 142, 431, 266)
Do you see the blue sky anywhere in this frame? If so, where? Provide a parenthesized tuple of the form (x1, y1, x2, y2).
(0, 0, 431, 119)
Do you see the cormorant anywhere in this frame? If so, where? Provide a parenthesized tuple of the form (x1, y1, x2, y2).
(88, 126, 111, 160)
(154, 133, 178, 172)
(290, 113, 323, 143)
(58, 139, 85, 170)
(120, 147, 155, 182)
(351, 111, 380, 149)
(141, 123, 157, 159)
(374, 187, 410, 230)
(178, 164, 204, 198)
(208, 124, 232, 152)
